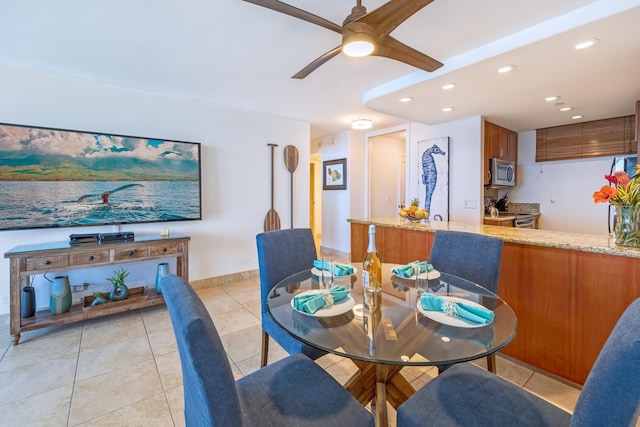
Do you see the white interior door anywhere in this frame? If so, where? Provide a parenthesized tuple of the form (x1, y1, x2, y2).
(369, 130, 407, 217)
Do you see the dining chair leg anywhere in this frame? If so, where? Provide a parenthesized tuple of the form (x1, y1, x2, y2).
(261, 330, 269, 368)
(487, 354, 496, 373)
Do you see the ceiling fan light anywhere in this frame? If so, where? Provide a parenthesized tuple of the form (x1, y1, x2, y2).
(343, 40, 374, 57)
(352, 117, 373, 129)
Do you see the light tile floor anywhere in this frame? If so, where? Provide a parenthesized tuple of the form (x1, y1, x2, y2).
(0, 274, 599, 426)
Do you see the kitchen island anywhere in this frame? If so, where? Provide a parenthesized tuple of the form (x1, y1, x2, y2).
(349, 217, 640, 386)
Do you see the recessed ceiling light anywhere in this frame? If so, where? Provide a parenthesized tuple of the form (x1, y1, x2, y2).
(545, 96, 559, 102)
(497, 64, 515, 73)
(399, 97, 413, 103)
(351, 117, 372, 129)
(559, 107, 573, 112)
(572, 115, 584, 120)
(441, 107, 454, 112)
(441, 83, 456, 90)
(572, 38, 599, 50)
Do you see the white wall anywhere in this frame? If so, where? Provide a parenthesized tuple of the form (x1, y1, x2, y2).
(0, 64, 310, 314)
(509, 130, 614, 234)
(313, 131, 352, 254)
(408, 117, 484, 225)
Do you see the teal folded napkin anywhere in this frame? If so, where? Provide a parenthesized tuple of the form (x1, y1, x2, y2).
(313, 260, 355, 277)
(392, 260, 434, 278)
(293, 286, 350, 314)
(420, 293, 494, 324)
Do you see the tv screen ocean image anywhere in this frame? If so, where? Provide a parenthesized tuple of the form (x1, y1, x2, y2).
(0, 123, 202, 230)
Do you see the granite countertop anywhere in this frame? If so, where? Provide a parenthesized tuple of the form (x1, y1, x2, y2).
(348, 216, 640, 259)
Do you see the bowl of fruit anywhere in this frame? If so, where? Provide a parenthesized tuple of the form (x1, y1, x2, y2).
(399, 198, 429, 222)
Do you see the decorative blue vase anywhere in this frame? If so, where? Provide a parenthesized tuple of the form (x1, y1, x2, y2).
(21, 286, 36, 318)
(155, 263, 170, 294)
(50, 276, 72, 314)
(110, 284, 129, 301)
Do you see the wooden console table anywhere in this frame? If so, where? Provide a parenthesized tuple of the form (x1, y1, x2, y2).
(4, 234, 190, 345)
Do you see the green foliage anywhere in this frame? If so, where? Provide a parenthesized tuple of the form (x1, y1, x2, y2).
(107, 267, 129, 288)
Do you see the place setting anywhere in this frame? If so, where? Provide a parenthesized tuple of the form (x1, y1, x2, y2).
(292, 257, 356, 318)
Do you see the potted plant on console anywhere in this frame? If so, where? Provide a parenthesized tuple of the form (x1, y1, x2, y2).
(107, 267, 130, 301)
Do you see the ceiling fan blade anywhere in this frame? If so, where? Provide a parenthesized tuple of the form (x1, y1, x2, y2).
(357, 0, 435, 36)
(242, 0, 342, 33)
(375, 35, 443, 72)
(292, 46, 342, 79)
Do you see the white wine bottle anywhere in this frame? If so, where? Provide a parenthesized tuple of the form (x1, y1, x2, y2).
(362, 225, 382, 292)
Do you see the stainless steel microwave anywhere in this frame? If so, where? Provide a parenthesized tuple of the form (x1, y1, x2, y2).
(490, 158, 515, 186)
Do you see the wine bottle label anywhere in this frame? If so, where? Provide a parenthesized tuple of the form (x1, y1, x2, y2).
(362, 270, 371, 288)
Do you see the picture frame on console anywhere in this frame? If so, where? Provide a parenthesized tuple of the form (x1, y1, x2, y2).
(323, 158, 347, 190)
(0, 122, 202, 231)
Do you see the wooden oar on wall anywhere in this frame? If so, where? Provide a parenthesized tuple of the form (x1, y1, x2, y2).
(264, 143, 281, 232)
(284, 145, 299, 229)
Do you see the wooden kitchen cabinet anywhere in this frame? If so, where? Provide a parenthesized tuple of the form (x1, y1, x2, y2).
(483, 217, 515, 227)
(484, 120, 518, 185)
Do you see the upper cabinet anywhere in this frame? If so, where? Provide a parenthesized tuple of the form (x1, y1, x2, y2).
(484, 120, 518, 185)
(536, 115, 636, 162)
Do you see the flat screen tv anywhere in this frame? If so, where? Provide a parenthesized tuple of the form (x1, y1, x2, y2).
(0, 122, 202, 231)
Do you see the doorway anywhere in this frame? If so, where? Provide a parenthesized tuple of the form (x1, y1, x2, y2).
(368, 130, 407, 217)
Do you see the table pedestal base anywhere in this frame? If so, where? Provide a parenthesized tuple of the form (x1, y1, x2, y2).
(344, 360, 416, 427)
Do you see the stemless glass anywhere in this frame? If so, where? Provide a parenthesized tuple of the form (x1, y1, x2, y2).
(321, 256, 334, 288)
(415, 260, 428, 294)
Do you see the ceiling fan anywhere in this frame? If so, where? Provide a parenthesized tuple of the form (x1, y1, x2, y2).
(242, 0, 444, 79)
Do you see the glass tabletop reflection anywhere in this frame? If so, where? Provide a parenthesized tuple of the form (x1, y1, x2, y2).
(266, 263, 517, 367)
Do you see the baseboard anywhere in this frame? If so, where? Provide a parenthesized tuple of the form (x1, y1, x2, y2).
(319, 246, 350, 261)
(190, 268, 259, 290)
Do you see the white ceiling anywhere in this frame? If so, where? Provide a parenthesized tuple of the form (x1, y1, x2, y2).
(1, 0, 639, 139)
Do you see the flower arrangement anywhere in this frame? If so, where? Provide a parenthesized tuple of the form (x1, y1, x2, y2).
(593, 167, 640, 246)
(593, 169, 640, 206)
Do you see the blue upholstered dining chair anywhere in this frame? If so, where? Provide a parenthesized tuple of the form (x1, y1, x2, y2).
(256, 228, 326, 367)
(397, 297, 640, 427)
(429, 229, 504, 373)
(161, 274, 374, 427)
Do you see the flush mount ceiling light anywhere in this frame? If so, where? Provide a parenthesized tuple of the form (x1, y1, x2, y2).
(441, 107, 454, 112)
(399, 97, 413, 103)
(545, 96, 559, 102)
(497, 64, 515, 73)
(572, 38, 599, 50)
(352, 117, 373, 130)
(441, 83, 457, 90)
(572, 115, 584, 120)
(560, 107, 573, 112)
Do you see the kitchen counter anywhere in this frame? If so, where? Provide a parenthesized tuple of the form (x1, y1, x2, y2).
(349, 216, 639, 258)
(348, 217, 640, 385)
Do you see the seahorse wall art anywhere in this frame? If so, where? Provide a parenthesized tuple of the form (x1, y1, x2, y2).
(417, 137, 449, 221)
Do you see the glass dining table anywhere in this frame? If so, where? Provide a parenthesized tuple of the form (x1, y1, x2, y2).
(266, 263, 518, 427)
